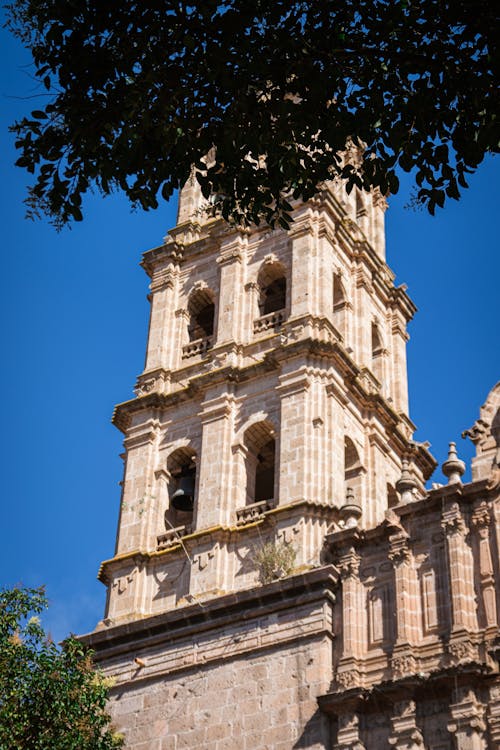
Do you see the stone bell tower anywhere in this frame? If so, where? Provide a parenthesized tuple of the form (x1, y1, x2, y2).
(80, 177, 500, 749)
(98, 175, 434, 628)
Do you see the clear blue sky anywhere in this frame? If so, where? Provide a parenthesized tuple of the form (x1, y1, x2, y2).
(1, 18, 498, 642)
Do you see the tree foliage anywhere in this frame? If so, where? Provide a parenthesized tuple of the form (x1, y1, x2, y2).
(5, 0, 499, 228)
(0, 586, 122, 750)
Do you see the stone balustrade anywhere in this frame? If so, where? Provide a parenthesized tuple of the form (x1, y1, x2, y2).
(181, 336, 213, 359)
(253, 309, 285, 334)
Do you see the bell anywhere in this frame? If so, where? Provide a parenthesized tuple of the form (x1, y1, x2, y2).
(171, 470, 195, 512)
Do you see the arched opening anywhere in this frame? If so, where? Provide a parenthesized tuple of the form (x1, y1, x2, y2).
(255, 438, 276, 503)
(387, 482, 399, 509)
(188, 288, 215, 342)
(258, 262, 286, 316)
(244, 421, 276, 507)
(371, 321, 384, 384)
(333, 273, 348, 340)
(165, 447, 197, 530)
(344, 436, 363, 506)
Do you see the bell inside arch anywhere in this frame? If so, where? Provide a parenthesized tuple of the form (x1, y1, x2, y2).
(171, 466, 195, 512)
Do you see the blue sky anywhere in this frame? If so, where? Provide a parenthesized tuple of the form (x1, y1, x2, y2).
(1, 19, 498, 642)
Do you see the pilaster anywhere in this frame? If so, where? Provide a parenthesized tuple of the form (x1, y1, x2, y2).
(471, 501, 498, 630)
(448, 687, 487, 750)
(289, 209, 316, 318)
(276, 367, 312, 505)
(196, 392, 236, 528)
(216, 233, 247, 344)
(144, 263, 179, 372)
(335, 541, 364, 688)
(388, 531, 419, 678)
(388, 700, 424, 750)
(441, 501, 478, 658)
(334, 709, 366, 750)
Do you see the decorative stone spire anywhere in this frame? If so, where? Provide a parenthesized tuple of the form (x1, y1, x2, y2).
(442, 441, 466, 484)
(395, 459, 418, 503)
(339, 488, 362, 528)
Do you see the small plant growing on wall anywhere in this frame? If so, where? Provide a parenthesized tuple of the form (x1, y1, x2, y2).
(254, 541, 296, 584)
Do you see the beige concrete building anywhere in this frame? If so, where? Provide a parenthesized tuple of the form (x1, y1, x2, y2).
(82, 178, 500, 749)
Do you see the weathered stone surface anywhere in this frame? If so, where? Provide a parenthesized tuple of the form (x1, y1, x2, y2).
(84, 181, 500, 748)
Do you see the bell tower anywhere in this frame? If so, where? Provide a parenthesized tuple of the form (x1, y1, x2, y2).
(98, 176, 434, 625)
(83, 179, 500, 750)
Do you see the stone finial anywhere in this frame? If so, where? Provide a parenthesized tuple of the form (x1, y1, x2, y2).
(395, 459, 417, 503)
(339, 488, 362, 528)
(442, 442, 466, 484)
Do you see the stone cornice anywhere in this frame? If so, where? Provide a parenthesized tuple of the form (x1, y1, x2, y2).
(82, 566, 339, 671)
(113, 334, 424, 471)
(98, 499, 340, 584)
(318, 663, 498, 715)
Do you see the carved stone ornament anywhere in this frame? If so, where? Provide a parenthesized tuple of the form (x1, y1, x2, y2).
(337, 548, 361, 580)
(391, 653, 416, 678)
(471, 501, 491, 534)
(447, 638, 476, 664)
(335, 669, 359, 690)
(441, 503, 467, 536)
(388, 535, 411, 567)
(112, 568, 137, 596)
(263, 252, 279, 265)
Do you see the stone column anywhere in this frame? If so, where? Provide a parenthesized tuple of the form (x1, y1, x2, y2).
(390, 311, 410, 415)
(144, 263, 179, 373)
(388, 532, 419, 678)
(388, 700, 424, 750)
(174, 308, 190, 369)
(276, 367, 312, 505)
(448, 687, 487, 750)
(471, 501, 498, 630)
(288, 209, 316, 319)
(196, 392, 236, 529)
(244, 281, 260, 343)
(216, 234, 247, 344)
(117, 420, 160, 554)
(353, 265, 373, 371)
(326, 381, 348, 505)
(441, 501, 478, 661)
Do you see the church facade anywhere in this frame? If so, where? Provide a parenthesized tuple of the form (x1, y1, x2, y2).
(82, 177, 500, 749)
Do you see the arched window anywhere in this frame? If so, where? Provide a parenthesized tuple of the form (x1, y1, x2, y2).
(333, 273, 348, 341)
(165, 447, 197, 528)
(258, 262, 286, 316)
(371, 321, 384, 384)
(244, 421, 276, 506)
(188, 288, 215, 342)
(344, 436, 363, 505)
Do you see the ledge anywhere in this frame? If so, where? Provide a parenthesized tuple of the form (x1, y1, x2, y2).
(81, 565, 339, 666)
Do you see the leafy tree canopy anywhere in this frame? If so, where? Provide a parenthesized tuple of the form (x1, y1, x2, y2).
(6, 0, 499, 229)
(0, 586, 122, 750)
